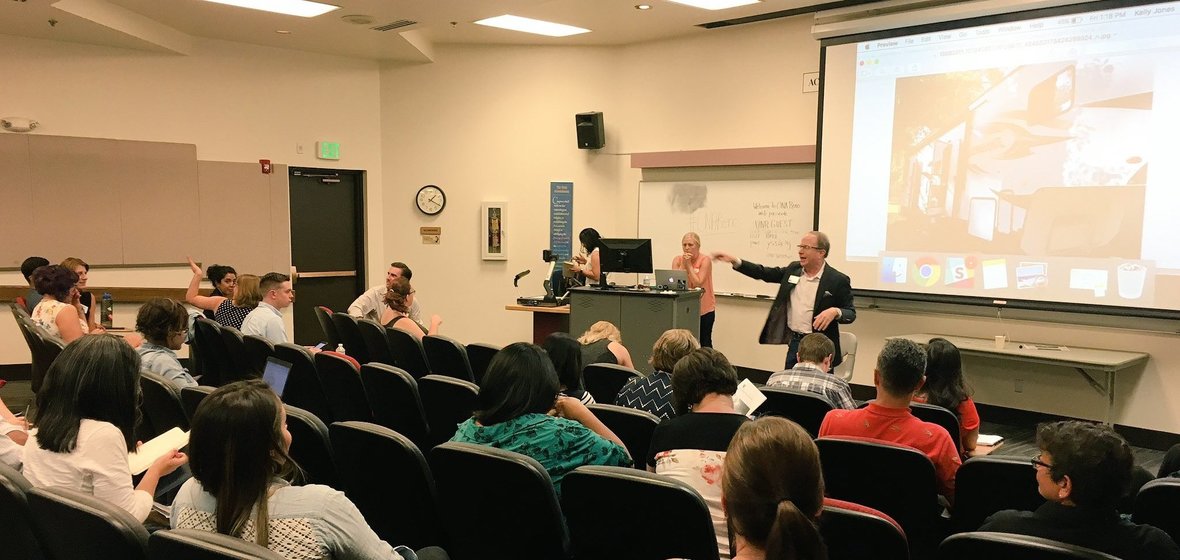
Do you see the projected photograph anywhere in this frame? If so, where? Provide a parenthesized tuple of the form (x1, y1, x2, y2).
(884, 57, 1154, 258)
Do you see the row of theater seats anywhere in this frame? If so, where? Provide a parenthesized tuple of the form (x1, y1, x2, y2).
(9, 303, 66, 394)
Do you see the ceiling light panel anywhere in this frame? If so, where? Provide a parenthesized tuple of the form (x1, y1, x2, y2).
(202, 0, 340, 18)
(474, 15, 590, 37)
(666, 0, 761, 10)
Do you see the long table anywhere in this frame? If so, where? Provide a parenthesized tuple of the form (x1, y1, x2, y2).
(886, 333, 1149, 424)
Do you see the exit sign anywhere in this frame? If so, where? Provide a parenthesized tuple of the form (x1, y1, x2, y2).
(316, 141, 341, 160)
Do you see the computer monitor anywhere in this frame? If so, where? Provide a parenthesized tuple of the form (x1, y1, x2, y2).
(599, 238, 653, 287)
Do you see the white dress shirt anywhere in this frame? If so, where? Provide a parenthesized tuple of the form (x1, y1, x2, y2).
(787, 263, 825, 334)
(241, 301, 288, 344)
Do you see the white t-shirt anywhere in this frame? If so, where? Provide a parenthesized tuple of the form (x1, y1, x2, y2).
(22, 419, 152, 522)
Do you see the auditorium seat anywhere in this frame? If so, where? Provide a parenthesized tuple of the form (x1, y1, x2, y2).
(330, 421, 445, 550)
(314, 306, 340, 350)
(815, 437, 945, 555)
(10, 303, 43, 392)
(386, 327, 431, 378)
(148, 528, 285, 560)
(285, 404, 340, 489)
(953, 456, 1043, 533)
(1133, 477, 1180, 543)
(423, 334, 476, 383)
(313, 351, 372, 423)
(273, 343, 333, 423)
(0, 462, 41, 560)
(418, 375, 479, 447)
(833, 331, 858, 381)
(330, 313, 370, 365)
(586, 403, 658, 466)
(241, 335, 275, 377)
(217, 326, 255, 383)
(821, 497, 908, 560)
(192, 318, 228, 387)
(583, 363, 640, 404)
(464, 342, 500, 385)
(938, 532, 1121, 560)
(562, 465, 719, 560)
(356, 318, 397, 366)
(180, 385, 216, 423)
(27, 486, 149, 560)
(430, 442, 569, 560)
(757, 386, 836, 438)
(359, 363, 431, 449)
(29, 324, 65, 394)
(910, 402, 963, 456)
(140, 371, 190, 435)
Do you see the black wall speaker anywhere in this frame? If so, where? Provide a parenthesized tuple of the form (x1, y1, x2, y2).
(575, 111, 605, 150)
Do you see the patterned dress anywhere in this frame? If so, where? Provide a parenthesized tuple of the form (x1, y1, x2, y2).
(213, 298, 254, 330)
(451, 413, 631, 496)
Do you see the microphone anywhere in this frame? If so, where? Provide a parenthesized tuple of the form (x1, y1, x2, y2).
(513, 269, 530, 287)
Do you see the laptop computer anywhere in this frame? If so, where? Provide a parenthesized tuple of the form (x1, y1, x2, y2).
(262, 357, 294, 397)
(653, 269, 689, 290)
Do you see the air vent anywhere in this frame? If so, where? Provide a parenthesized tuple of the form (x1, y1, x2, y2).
(372, 19, 417, 31)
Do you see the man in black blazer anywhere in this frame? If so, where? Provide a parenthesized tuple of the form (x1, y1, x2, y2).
(714, 231, 855, 369)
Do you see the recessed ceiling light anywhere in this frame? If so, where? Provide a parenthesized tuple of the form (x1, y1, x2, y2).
(201, 0, 340, 18)
(276, 30, 291, 34)
(474, 15, 590, 37)
(666, 0, 761, 10)
(635, 4, 652, 9)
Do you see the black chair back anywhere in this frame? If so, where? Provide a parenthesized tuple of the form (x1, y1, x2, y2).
(241, 335, 275, 377)
(562, 465, 719, 560)
(359, 363, 431, 449)
(1133, 477, 1180, 543)
(192, 318, 227, 387)
(148, 528, 285, 560)
(330, 421, 444, 550)
(27, 486, 149, 560)
(180, 386, 216, 424)
(820, 499, 909, 560)
(273, 343, 333, 423)
(758, 386, 836, 437)
(314, 352, 373, 423)
(910, 402, 963, 455)
(140, 371, 190, 435)
(423, 334, 475, 383)
(430, 442, 568, 560)
(10, 304, 42, 393)
(465, 342, 500, 385)
(314, 306, 340, 349)
(418, 374, 479, 447)
(0, 462, 41, 560)
(953, 456, 1044, 532)
(815, 437, 943, 551)
(330, 313, 370, 365)
(217, 326, 255, 382)
(285, 404, 340, 489)
(583, 363, 641, 404)
(586, 403, 658, 466)
(386, 327, 431, 378)
(939, 532, 1121, 560)
(356, 319, 396, 366)
(29, 325, 65, 394)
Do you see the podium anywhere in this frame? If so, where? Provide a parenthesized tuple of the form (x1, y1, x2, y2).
(568, 287, 701, 374)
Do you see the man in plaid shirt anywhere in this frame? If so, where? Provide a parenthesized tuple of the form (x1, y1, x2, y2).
(766, 333, 857, 409)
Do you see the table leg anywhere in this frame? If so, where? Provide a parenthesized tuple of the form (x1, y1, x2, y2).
(1106, 370, 1115, 426)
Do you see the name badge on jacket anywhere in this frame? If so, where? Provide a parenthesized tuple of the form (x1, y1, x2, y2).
(788, 275, 800, 285)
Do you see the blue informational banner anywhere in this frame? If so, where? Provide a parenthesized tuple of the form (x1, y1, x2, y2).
(550, 182, 574, 261)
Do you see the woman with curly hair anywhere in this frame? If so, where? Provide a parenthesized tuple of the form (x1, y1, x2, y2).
(30, 264, 88, 343)
(380, 277, 441, 340)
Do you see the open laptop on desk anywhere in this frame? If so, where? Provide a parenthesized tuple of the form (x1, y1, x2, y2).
(653, 269, 689, 290)
(262, 357, 293, 397)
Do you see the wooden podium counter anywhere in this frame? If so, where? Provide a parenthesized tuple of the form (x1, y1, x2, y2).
(505, 304, 570, 345)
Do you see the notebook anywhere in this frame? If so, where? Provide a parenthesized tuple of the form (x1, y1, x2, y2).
(262, 357, 294, 397)
(127, 427, 189, 475)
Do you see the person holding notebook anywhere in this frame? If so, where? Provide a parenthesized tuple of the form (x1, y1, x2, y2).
(672, 232, 716, 347)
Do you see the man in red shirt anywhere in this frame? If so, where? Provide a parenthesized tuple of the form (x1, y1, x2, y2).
(819, 338, 961, 499)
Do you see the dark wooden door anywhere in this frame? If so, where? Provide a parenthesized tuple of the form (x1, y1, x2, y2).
(289, 168, 365, 345)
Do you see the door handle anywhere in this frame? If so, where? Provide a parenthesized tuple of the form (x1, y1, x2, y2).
(296, 270, 357, 279)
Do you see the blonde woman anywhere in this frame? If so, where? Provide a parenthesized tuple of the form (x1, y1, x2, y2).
(577, 320, 634, 369)
(185, 257, 261, 330)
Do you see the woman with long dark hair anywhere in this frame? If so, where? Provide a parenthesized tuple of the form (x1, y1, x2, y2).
(174, 380, 440, 559)
(574, 227, 603, 282)
(723, 417, 827, 560)
(542, 332, 593, 405)
(23, 335, 187, 522)
(914, 337, 979, 453)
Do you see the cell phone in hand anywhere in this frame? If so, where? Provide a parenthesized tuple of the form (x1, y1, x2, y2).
(315, 342, 327, 350)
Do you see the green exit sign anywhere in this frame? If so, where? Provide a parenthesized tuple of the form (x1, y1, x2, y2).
(316, 141, 341, 160)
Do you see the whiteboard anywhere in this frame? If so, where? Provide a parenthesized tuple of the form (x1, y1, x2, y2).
(638, 179, 816, 298)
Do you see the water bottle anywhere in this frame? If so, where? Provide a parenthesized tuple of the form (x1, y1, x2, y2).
(643, 274, 653, 288)
(335, 343, 346, 354)
(100, 292, 114, 329)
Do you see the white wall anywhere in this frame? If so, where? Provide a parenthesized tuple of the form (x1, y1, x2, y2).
(0, 34, 384, 363)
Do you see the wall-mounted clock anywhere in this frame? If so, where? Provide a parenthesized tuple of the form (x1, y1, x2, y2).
(416, 185, 446, 216)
